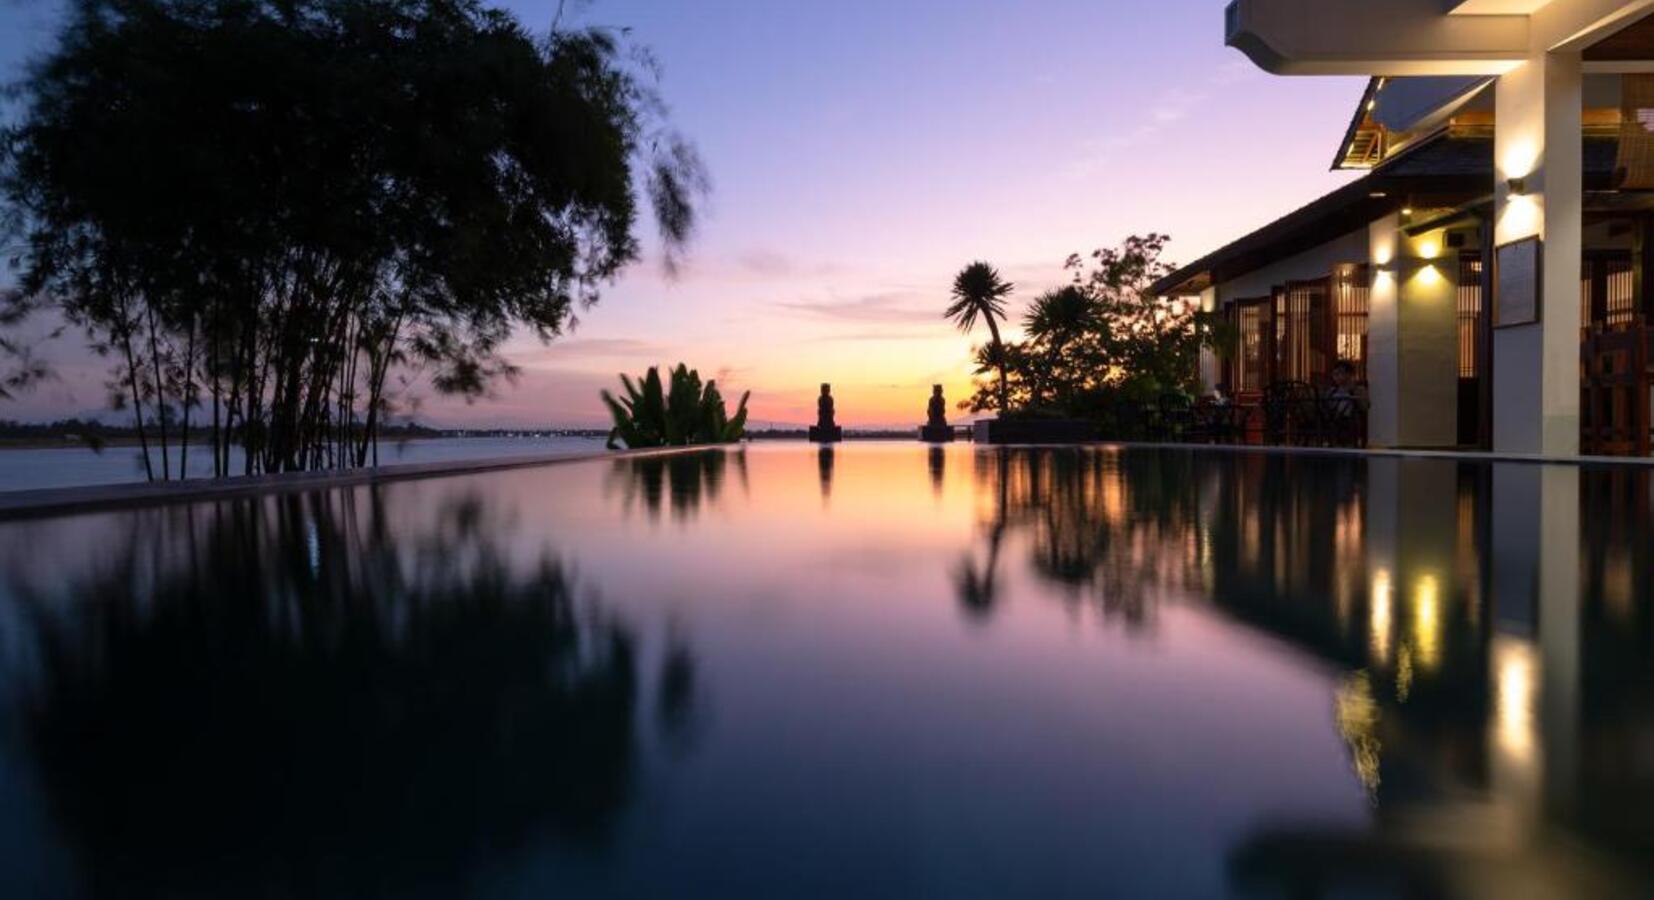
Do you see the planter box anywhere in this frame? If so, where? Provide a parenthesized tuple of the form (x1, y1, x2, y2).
(973, 418, 1097, 445)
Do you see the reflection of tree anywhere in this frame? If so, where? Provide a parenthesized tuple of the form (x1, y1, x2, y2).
(7, 489, 695, 897)
(960, 448, 1209, 625)
(955, 449, 1008, 620)
(928, 446, 945, 498)
(608, 448, 747, 521)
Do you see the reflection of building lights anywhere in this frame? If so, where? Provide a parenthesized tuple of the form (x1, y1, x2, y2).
(1413, 574, 1441, 672)
(1395, 645, 1413, 703)
(1335, 672, 1382, 800)
(1493, 637, 1538, 766)
(1370, 569, 1393, 664)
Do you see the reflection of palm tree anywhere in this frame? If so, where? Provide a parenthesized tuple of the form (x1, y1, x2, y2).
(956, 449, 1010, 620)
(8, 491, 697, 896)
(947, 262, 1015, 414)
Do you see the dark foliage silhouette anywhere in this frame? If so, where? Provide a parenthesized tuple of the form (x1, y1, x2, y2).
(7, 489, 697, 897)
(0, 0, 707, 478)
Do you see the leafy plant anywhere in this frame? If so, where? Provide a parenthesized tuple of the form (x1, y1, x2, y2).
(601, 364, 749, 449)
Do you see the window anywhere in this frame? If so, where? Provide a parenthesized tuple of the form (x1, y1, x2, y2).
(1458, 254, 1483, 379)
(1332, 264, 1369, 382)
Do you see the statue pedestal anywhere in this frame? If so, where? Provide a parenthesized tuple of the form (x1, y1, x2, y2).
(919, 424, 955, 443)
(809, 425, 843, 443)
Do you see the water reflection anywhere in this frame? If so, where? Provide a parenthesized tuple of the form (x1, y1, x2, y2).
(3, 491, 694, 897)
(955, 448, 1654, 895)
(817, 445, 835, 502)
(0, 444, 1652, 897)
(607, 448, 747, 521)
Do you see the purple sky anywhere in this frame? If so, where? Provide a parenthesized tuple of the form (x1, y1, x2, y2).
(0, 0, 1363, 427)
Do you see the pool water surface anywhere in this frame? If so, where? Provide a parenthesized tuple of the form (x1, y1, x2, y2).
(0, 443, 1648, 898)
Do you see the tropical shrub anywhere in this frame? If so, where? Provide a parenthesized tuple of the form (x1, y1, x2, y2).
(602, 364, 749, 449)
(961, 234, 1232, 430)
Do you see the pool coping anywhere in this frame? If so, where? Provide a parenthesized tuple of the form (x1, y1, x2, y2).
(3, 438, 1650, 520)
(0, 445, 713, 521)
(1086, 440, 1654, 468)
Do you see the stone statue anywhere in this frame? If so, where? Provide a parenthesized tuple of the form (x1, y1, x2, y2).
(920, 384, 955, 443)
(809, 383, 843, 443)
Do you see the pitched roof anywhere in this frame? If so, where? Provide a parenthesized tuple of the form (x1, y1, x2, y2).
(1151, 135, 1620, 296)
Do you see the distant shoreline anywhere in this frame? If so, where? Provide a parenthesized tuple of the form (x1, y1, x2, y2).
(0, 432, 611, 452)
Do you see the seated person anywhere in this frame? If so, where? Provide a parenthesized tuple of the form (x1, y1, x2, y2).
(1323, 360, 1367, 443)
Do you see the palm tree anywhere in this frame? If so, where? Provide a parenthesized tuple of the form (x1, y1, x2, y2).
(947, 262, 1015, 415)
(1023, 285, 1096, 409)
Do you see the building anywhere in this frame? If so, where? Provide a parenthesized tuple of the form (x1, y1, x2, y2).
(1152, 0, 1654, 456)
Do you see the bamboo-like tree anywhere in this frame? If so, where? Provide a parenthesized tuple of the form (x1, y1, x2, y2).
(946, 262, 1015, 415)
(0, 0, 707, 480)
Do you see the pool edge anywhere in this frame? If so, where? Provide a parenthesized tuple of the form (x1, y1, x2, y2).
(0, 445, 717, 521)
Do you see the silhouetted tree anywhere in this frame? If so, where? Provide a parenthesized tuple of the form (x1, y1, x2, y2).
(1022, 285, 1098, 410)
(947, 262, 1015, 415)
(0, 0, 707, 478)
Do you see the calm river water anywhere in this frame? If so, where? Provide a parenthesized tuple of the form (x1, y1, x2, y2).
(0, 443, 1648, 898)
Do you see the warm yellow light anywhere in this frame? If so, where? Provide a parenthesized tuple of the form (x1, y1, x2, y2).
(1499, 192, 1541, 242)
(1492, 637, 1537, 765)
(1501, 140, 1539, 183)
(1412, 573, 1441, 672)
(1415, 264, 1443, 287)
(1369, 569, 1393, 664)
(1416, 237, 1440, 260)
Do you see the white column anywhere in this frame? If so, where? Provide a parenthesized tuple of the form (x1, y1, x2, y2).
(1197, 287, 1220, 393)
(1492, 52, 1582, 456)
(1368, 215, 1459, 448)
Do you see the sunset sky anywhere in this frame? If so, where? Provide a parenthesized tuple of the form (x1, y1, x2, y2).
(0, 0, 1364, 428)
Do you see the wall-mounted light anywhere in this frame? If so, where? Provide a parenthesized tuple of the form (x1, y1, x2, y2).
(1506, 176, 1526, 196)
(1369, 191, 1389, 199)
(1401, 207, 1414, 217)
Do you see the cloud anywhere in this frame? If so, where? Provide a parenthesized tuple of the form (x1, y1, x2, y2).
(516, 338, 670, 364)
(774, 292, 936, 323)
(800, 328, 946, 344)
(1066, 67, 1258, 178)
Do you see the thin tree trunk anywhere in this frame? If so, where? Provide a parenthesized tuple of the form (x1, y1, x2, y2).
(984, 315, 1010, 415)
(144, 301, 170, 480)
(117, 322, 154, 482)
(179, 316, 196, 480)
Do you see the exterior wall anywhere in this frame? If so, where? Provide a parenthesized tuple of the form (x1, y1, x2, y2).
(1214, 227, 1370, 305)
(1197, 286, 1220, 391)
(1369, 214, 1461, 448)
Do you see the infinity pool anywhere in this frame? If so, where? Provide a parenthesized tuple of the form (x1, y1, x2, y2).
(0, 444, 1649, 898)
